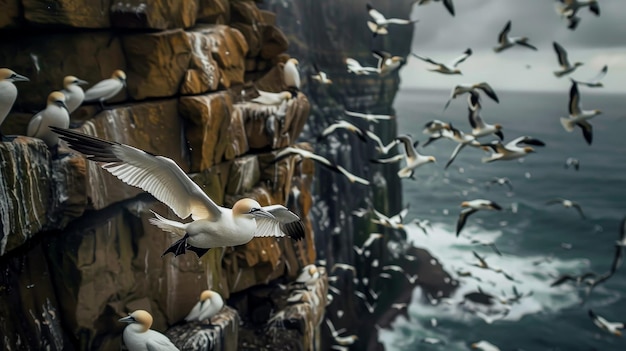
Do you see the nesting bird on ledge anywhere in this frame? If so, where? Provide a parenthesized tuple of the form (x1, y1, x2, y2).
(51, 127, 306, 258)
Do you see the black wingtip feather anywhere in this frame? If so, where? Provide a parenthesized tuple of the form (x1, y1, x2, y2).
(282, 220, 306, 241)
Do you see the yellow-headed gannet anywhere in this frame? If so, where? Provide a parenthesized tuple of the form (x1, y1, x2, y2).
(411, 48, 472, 75)
(553, 42, 584, 77)
(415, 0, 455, 16)
(318, 120, 367, 143)
(283, 58, 300, 92)
(564, 157, 580, 170)
(456, 200, 502, 236)
(545, 198, 586, 219)
(27, 92, 70, 150)
(84, 69, 126, 109)
(555, 0, 600, 30)
(185, 290, 224, 324)
(443, 82, 499, 111)
(61, 75, 88, 113)
(480, 136, 545, 163)
(275, 146, 370, 185)
(560, 81, 601, 145)
(295, 264, 320, 287)
(439, 124, 482, 170)
(0, 68, 29, 140)
(251, 90, 293, 105)
(471, 340, 500, 351)
(390, 134, 436, 179)
(467, 92, 504, 140)
(119, 310, 179, 351)
(51, 128, 306, 257)
(311, 64, 332, 84)
(571, 65, 607, 87)
(345, 58, 379, 75)
(372, 50, 404, 76)
(588, 309, 624, 336)
(493, 21, 537, 53)
(366, 4, 415, 36)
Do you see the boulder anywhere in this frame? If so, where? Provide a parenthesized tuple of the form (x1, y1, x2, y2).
(0, 0, 20, 28)
(110, 0, 197, 30)
(197, 0, 230, 24)
(22, 0, 111, 28)
(165, 306, 239, 351)
(260, 25, 289, 59)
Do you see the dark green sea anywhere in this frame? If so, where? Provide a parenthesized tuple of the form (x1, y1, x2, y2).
(379, 88, 626, 350)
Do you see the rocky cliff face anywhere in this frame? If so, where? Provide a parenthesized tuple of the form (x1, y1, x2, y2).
(0, 1, 325, 350)
(260, 1, 456, 350)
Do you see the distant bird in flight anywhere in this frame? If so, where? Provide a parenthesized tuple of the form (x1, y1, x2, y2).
(467, 92, 504, 140)
(545, 198, 586, 219)
(318, 120, 367, 143)
(564, 157, 580, 170)
(443, 82, 499, 111)
(493, 21, 537, 53)
(345, 58, 379, 75)
(311, 64, 332, 85)
(552, 42, 584, 77)
(372, 50, 405, 76)
(560, 81, 601, 145)
(412, 48, 472, 75)
(588, 309, 624, 337)
(555, 0, 600, 30)
(485, 177, 513, 192)
(481, 136, 545, 163)
(391, 134, 436, 179)
(456, 199, 502, 236)
(276, 147, 370, 185)
(571, 65, 608, 88)
(366, 4, 415, 36)
(415, 0, 455, 16)
(344, 109, 394, 123)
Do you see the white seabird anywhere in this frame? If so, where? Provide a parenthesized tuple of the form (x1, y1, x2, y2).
(564, 157, 580, 170)
(480, 136, 545, 163)
(353, 233, 383, 257)
(571, 65, 607, 87)
(0, 68, 29, 139)
(411, 48, 472, 75)
(83, 69, 126, 109)
(119, 310, 179, 351)
(391, 134, 436, 179)
(326, 319, 358, 345)
(471, 340, 501, 351)
(553, 42, 584, 77)
(345, 58, 379, 75)
(27, 91, 70, 150)
(51, 128, 306, 258)
(283, 58, 300, 91)
(493, 21, 537, 53)
(251, 90, 293, 105)
(295, 265, 320, 287)
(456, 200, 502, 236)
(372, 50, 404, 76)
(467, 92, 504, 140)
(275, 146, 370, 185)
(370, 205, 410, 229)
(61, 75, 89, 113)
(560, 81, 601, 145)
(439, 125, 483, 170)
(588, 309, 624, 336)
(344, 109, 394, 123)
(545, 198, 586, 219)
(555, 0, 600, 30)
(363, 130, 400, 154)
(311, 64, 332, 85)
(443, 82, 499, 111)
(423, 120, 451, 135)
(318, 120, 367, 143)
(366, 4, 415, 36)
(415, 0, 455, 16)
(185, 290, 224, 323)
(485, 177, 513, 192)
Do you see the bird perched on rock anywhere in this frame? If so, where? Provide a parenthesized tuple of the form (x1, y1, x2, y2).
(27, 91, 70, 151)
(51, 127, 306, 258)
(61, 75, 88, 114)
(251, 90, 293, 106)
(83, 69, 126, 109)
(0, 68, 29, 141)
(185, 290, 224, 325)
(119, 310, 179, 351)
(283, 58, 300, 94)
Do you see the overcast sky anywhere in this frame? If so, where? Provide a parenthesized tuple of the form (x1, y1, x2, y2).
(399, 0, 626, 92)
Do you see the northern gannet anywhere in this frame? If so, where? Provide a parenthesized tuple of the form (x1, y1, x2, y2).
(326, 319, 358, 345)
(560, 81, 601, 145)
(552, 42, 584, 77)
(423, 120, 451, 135)
(353, 233, 383, 257)
(83, 69, 126, 109)
(26, 92, 70, 150)
(283, 58, 300, 91)
(439, 125, 482, 170)
(51, 128, 306, 258)
(564, 157, 580, 170)
(372, 50, 404, 76)
(366, 4, 415, 36)
(571, 65, 607, 87)
(545, 198, 586, 219)
(185, 290, 224, 324)
(467, 93, 504, 140)
(251, 90, 293, 105)
(318, 120, 367, 143)
(443, 82, 499, 111)
(493, 21, 537, 53)
(550, 272, 596, 287)
(345, 58, 379, 75)
(275, 146, 370, 185)
(470, 238, 503, 256)
(311, 64, 332, 85)
(364, 130, 400, 154)
(370, 205, 410, 229)
(119, 310, 179, 351)
(481, 136, 545, 163)
(61, 75, 88, 113)
(412, 48, 472, 75)
(555, 0, 600, 30)
(485, 177, 513, 192)
(471, 340, 501, 351)
(393, 134, 436, 179)
(415, 0, 455, 16)
(0, 68, 29, 140)
(456, 200, 502, 236)
(344, 109, 394, 123)
(588, 309, 624, 336)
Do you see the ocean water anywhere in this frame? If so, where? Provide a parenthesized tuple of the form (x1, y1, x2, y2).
(378, 88, 626, 350)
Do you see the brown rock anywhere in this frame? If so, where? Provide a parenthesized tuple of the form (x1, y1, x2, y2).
(258, 10, 276, 25)
(181, 31, 221, 95)
(225, 155, 260, 196)
(230, 0, 263, 25)
(179, 92, 233, 172)
(122, 29, 192, 100)
(22, 0, 111, 28)
(0, 0, 20, 28)
(0, 33, 126, 111)
(260, 25, 289, 59)
(110, 0, 197, 30)
(166, 306, 240, 351)
(197, 0, 231, 24)
(221, 106, 249, 161)
(231, 22, 262, 58)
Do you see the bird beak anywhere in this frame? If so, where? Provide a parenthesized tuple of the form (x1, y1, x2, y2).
(13, 74, 29, 82)
(252, 209, 276, 220)
(118, 315, 135, 323)
(470, 343, 478, 349)
(77, 79, 89, 86)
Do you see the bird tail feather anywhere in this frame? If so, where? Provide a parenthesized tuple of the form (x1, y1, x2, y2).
(149, 211, 187, 236)
(560, 117, 575, 132)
